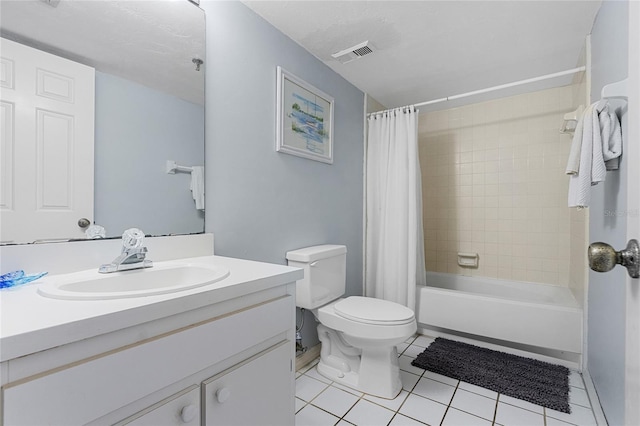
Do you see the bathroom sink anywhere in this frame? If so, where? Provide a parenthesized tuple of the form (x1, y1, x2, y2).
(37, 263, 230, 300)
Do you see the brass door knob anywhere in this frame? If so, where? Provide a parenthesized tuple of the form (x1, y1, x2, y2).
(588, 239, 639, 278)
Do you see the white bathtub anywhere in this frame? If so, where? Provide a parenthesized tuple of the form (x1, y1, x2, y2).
(416, 272, 583, 354)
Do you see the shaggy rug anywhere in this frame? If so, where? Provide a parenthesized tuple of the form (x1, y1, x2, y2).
(411, 338, 571, 413)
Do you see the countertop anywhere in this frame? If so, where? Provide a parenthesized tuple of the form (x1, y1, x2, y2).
(0, 255, 302, 362)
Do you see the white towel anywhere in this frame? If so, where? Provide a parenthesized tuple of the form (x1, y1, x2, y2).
(190, 166, 205, 211)
(565, 104, 593, 175)
(567, 100, 623, 208)
(599, 102, 623, 171)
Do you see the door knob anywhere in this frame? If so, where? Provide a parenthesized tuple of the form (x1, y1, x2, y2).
(588, 239, 639, 278)
(77, 218, 90, 228)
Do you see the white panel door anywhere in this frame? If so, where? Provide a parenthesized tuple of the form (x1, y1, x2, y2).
(625, 3, 640, 424)
(0, 37, 94, 243)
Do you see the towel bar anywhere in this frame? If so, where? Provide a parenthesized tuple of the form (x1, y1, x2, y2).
(166, 160, 194, 174)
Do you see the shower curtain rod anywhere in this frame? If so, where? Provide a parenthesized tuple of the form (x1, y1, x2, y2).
(368, 66, 586, 116)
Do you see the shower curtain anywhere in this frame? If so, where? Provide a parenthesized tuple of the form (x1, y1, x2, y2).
(365, 106, 426, 312)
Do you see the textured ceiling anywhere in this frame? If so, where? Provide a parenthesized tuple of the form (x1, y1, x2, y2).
(243, 1, 603, 111)
(0, 0, 205, 105)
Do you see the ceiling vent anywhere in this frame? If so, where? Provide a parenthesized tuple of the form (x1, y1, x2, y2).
(331, 41, 375, 64)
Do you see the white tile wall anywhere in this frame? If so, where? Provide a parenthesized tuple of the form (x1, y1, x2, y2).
(420, 86, 579, 286)
(568, 71, 589, 307)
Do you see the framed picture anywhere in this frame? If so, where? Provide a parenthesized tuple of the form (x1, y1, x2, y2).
(276, 66, 334, 164)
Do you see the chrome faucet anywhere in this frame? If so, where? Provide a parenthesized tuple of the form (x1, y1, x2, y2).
(99, 228, 153, 273)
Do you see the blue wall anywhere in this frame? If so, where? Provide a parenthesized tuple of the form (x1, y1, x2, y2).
(202, 1, 365, 346)
(588, 1, 629, 425)
(94, 71, 205, 238)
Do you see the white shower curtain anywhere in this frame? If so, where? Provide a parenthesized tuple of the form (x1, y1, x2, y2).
(365, 106, 426, 312)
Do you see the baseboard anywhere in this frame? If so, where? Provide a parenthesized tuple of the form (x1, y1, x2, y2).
(295, 344, 321, 371)
(582, 368, 609, 426)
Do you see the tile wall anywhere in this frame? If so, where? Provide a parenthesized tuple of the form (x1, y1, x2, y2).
(568, 72, 589, 306)
(419, 86, 578, 286)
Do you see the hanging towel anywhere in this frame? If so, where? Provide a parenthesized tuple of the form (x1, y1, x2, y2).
(567, 100, 622, 208)
(599, 102, 623, 171)
(565, 104, 593, 175)
(190, 166, 205, 211)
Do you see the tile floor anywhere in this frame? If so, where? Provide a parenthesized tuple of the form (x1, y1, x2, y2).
(295, 335, 597, 426)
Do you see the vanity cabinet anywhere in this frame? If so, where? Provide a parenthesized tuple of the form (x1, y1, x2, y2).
(1, 290, 296, 425)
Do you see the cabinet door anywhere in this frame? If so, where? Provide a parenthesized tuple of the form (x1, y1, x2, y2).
(203, 341, 294, 426)
(116, 385, 200, 426)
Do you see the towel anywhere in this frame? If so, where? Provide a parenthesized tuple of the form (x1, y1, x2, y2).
(567, 100, 623, 208)
(599, 102, 623, 171)
(190, 166, 205, 211)
(565, 104, 593, 175)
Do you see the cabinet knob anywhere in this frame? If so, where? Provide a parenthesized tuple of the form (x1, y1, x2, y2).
(180, 404, 197, 423)
(216, 387, 231, 403)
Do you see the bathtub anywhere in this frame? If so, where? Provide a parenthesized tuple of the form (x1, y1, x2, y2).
(416, 272, 583, 355)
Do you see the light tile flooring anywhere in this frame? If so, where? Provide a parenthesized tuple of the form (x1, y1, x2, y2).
(295, 335, 598, 426)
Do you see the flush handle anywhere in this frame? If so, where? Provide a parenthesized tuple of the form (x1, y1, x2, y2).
(588, 239, 639, 278)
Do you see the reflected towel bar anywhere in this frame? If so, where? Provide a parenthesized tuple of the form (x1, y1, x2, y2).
(166, 160, 194, 174)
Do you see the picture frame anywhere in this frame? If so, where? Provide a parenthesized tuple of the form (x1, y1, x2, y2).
(276, 66, 334, 164)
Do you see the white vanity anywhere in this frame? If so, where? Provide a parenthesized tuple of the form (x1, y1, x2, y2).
(0, 234, 302, 425)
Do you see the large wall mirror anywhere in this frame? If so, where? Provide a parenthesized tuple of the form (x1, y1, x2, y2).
(0, 0, 205, 245)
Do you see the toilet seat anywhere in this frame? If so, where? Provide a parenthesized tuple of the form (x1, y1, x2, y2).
(317, 297, 416, 342)
(334, 296, 415, 326)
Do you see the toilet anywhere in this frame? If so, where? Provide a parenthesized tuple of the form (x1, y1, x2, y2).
(286, 245, 417, 399)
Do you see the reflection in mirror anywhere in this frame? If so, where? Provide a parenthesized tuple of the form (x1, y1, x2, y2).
(0, 0, 205, 245)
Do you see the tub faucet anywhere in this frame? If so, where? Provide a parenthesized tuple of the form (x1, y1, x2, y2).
(99, 228, 153, 273)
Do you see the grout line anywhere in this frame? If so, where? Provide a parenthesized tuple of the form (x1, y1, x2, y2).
(492, 394, 501, 426)
(441, 380, 462, 425)
(302, 384, 347, 423)
(302, 403, 341, 423)
(302, 382, 332, 406)
(336, 390, 365, 425)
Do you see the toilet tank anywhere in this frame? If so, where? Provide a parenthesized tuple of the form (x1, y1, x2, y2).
(286, 245, 347, 309)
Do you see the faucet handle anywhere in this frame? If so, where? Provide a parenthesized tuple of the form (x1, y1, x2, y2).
(121, 228, 145, 251)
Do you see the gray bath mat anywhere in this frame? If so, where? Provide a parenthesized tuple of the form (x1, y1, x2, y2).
(411, 338, 571, 413)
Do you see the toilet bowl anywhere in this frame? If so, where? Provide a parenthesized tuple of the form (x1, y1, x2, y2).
(286, 245, 417, 399)
(315, 296, 416, 398)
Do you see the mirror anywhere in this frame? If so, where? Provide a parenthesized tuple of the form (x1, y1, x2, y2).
(0, 0, 205, 244)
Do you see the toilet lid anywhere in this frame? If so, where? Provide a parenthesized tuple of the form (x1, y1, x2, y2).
(334, 297, 415, 326)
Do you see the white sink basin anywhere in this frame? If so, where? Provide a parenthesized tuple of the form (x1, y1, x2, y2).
(37, 263, 230, 300)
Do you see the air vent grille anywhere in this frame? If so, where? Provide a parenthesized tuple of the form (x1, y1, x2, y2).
(331, 41, 375, 64)
(352, 46, 373, 57)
